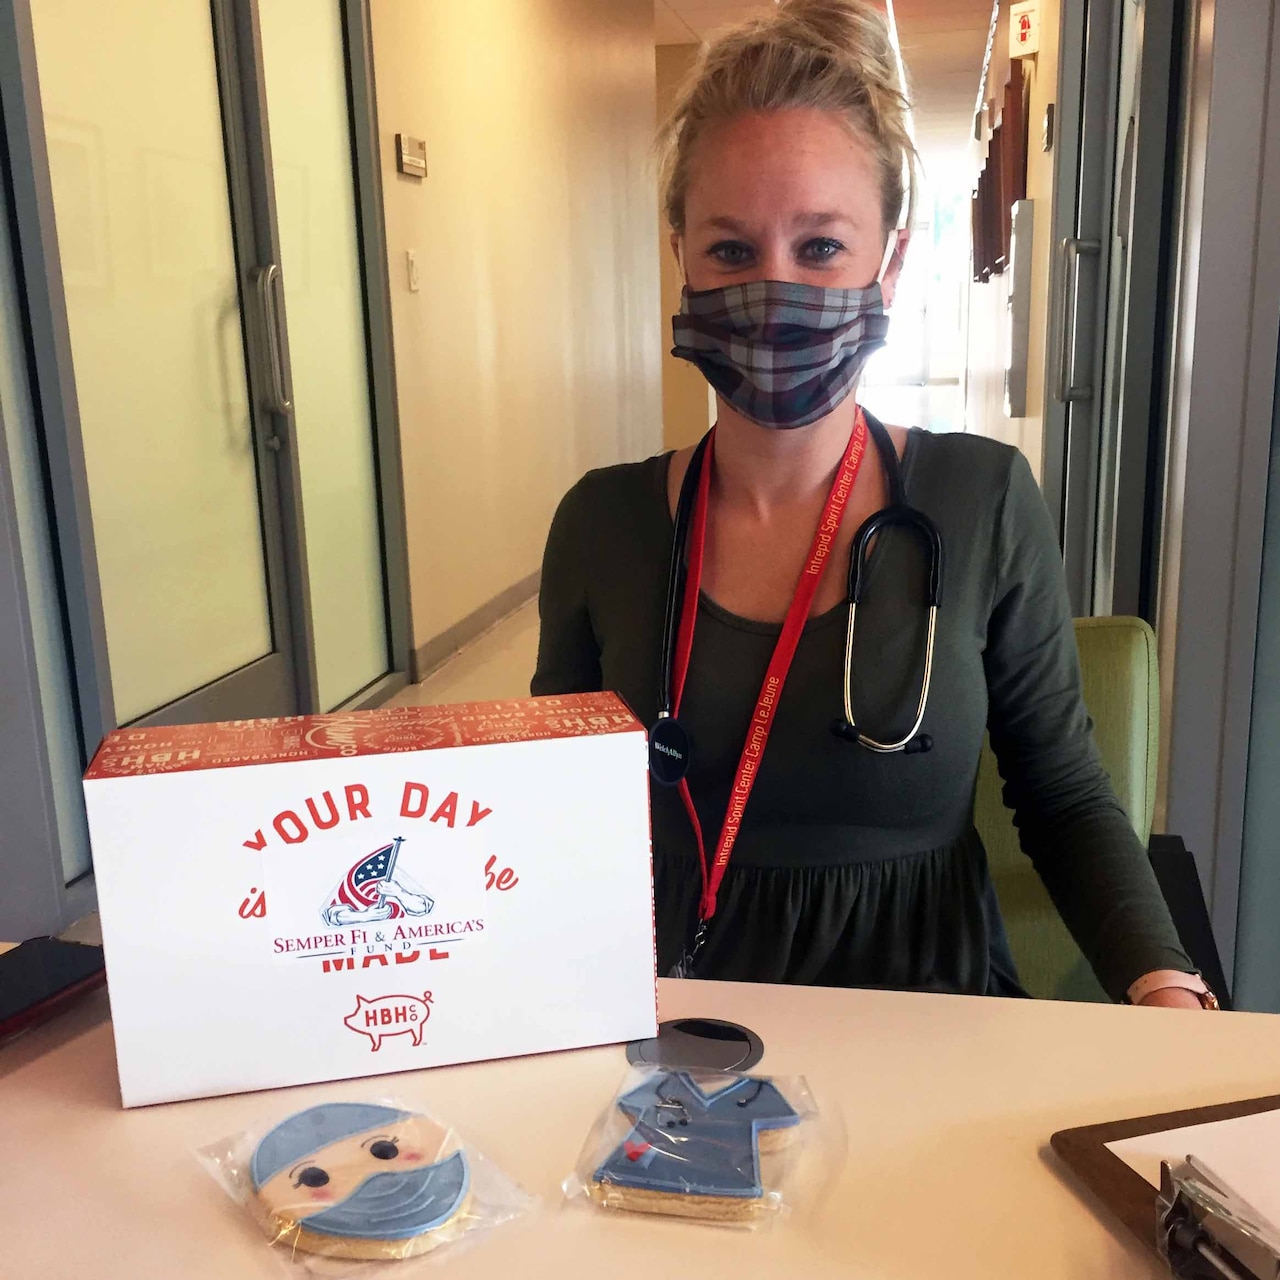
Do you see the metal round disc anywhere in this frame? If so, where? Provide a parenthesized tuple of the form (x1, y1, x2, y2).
(626, 1017, 763, 1072)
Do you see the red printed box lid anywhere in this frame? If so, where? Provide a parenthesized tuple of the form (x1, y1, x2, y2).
(85, 692, 642, 780)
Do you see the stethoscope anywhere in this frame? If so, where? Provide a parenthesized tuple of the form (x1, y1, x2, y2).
(650, 412, 943, 786)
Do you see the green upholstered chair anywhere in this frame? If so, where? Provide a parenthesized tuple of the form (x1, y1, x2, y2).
(975, 616, 1160, 1002)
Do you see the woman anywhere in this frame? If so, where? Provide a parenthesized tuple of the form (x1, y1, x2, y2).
(533, 0, 1211, 1009)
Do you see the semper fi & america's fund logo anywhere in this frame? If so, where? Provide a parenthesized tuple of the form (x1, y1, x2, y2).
(260, 778, 490, 974)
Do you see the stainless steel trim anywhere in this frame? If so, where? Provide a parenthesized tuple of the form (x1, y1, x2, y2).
(1055, 237, 1102, 403)
(254, 263, 292, 414)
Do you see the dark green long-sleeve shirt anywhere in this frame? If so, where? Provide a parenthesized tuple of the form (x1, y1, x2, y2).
(532, 424, 1191, 999)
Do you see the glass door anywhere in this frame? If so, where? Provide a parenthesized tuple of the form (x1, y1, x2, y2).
(21, 0, 406, 741)
(1235, 332, 1280, 1011)
(1091, 0, 1182, 619)
(1046, 0, 1182, 617)
(257, 0, 391, 711)
(1043, 0, 1121, 615)
(27, 0, 304, 726)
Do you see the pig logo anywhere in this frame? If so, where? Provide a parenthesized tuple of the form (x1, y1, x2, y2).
(343, 992, 434, 1051)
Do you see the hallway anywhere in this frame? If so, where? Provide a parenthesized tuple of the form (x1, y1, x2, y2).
(390, 599, 539, 707)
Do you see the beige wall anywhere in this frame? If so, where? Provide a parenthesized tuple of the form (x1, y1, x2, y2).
(963, 0, 1061, 483)
(656, 43, 715, 452)
(1018, 0, 1062, 483)
(964, 262, 1012, 446)
(371, 0, 662, 648)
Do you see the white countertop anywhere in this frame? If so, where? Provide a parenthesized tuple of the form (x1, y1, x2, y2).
(5, 978, 1279, 1278)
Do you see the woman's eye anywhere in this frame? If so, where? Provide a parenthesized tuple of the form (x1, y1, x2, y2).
(799, 237, 845, 263)
(708, 240, 754, 268)
(293, 1166, 329, 1188)
(369, 1139, 400, 1161)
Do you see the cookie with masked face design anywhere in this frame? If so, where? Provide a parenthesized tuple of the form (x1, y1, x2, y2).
(250, 1103, 470, 1259)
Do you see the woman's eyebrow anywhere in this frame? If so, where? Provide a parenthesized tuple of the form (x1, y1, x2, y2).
(791, 211, 856, 229)
(697, 212, 862, 236)
(703, 215, 752, 234)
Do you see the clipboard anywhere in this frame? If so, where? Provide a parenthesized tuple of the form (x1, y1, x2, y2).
(1052, 1092, 1280, 1253)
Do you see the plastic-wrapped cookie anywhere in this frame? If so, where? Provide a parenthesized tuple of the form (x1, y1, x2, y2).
(589, 1071, 800, 1222)
(250, 1102, 470, 1259)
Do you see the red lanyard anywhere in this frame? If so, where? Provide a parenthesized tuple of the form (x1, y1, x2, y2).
(671, 408, 869, 925)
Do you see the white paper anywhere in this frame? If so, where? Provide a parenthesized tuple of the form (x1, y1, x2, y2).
(1107, 1106, 1280, 1229)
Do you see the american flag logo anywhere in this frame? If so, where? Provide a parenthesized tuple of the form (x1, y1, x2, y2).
(321, 836, 435, 927)
(331, 840, 405, 918)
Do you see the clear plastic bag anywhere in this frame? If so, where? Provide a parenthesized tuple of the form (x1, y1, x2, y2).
(198, 1096, 535, 1275)
(563, 1066, 820, 1228)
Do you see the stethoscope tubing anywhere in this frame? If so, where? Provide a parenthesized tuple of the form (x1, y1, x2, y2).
(655, 413, 943, 761)
(657, 433, 710, 722)
(839, 496, 943, 752)
(841, 599, 938, 752)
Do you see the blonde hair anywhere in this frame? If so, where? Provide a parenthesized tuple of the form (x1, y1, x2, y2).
(657, 0, 917, 238)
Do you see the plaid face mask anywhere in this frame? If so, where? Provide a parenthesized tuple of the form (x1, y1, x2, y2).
(671, 278, 890, 429)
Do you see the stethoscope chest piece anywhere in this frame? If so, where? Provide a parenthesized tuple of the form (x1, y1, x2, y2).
(649, 715, 692, 786)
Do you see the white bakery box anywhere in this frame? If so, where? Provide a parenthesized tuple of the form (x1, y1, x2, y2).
(82, 692, 658, 1107)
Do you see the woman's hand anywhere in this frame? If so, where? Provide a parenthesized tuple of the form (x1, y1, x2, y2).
(1138, 986, 1208, 1010)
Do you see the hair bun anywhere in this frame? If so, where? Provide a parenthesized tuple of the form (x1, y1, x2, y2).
(657, 0, 915, 235)
(779, 0, 886, 53)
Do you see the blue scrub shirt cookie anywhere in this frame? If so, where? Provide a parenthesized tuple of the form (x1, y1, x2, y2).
(250, 1102, 470, 1259)
(590, 1072, 800, 1221)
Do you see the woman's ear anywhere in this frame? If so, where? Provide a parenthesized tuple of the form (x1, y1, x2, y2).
(878, 228, 911, 307)
(669, 231, 685, 279)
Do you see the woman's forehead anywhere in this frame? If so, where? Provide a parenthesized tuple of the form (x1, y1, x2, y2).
(685, 109, 882, 231)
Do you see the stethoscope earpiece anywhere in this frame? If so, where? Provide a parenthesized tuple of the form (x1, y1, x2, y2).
(830, 720, 933, 755)
(830, 717, 861, 744)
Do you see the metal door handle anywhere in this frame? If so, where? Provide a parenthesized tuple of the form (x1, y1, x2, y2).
(253, 263, 292, 414)
(1055, 237, 1101, 403)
